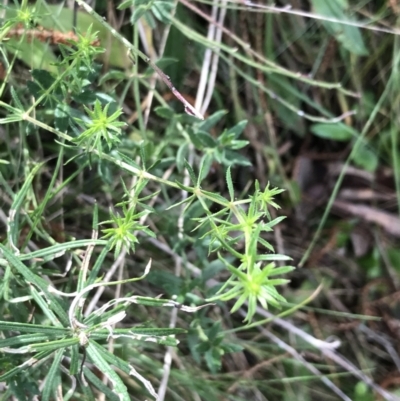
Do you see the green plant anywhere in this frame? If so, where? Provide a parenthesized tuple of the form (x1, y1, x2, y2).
(0, 3, 294, 399)
(5, 1, 397, 400)
(0, 242, 191, 400)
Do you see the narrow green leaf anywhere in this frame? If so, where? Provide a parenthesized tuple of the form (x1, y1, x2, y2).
(261, 216, 286, 230)
(10, 86, 24, 110)
(0, 244, 70, 326)
(69, 344, 81, 375)
(0, 115, 24, 124)
(86, 243, 111, 287)
(198, 189, 229, 205)
(90, 326, 184, 337)
(8, 162, 44, 244)
(226, 167, 234, 201)
(257, 254, 292, 261)
(198, 154, 213, 185)
(258, 237, 275, 252)
(166, 193, 195, 209)
(93, 202, 99, 231)
(0, 321, 69, 336)
(30, 286, 64, 327)
(19, 239, 108, 261)
(0, 350, 54, 381)
(90, 330, 181, 346)
(89, 340, 158, 399)
(86, 342, 130, 401)
(32, 337, 79, 353)
(83, 367, 120, 401)
(139, 142, 148, 169)
(114, 152, 141, 170)
(183, 159, 197, 184)
(0, 333, 52, 348)
(310, 122, 357, 141)
(42, 348, 64, 401)
(267, 265, 296, 276)
(10, 163, 44, 216)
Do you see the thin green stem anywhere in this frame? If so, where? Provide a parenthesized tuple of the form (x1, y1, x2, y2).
(132, 24, 145, 135)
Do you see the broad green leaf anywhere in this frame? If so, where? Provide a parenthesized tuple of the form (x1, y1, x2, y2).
(202, 260, 226, 281)
(311, 0, 368, 55)
(131, 5, 148, 24)
(54, 103, 70, 132)
(227, 120, 248, 138)
(388, 249, 400, 272)
(152, 1, 174, 24)
(257, 254, 292, 261)
(196, 131, 218, 148)
(188, 128, 206, 149)
(154, 57, 179, 69)
(5, 37, 59, 73)
(144, 11, 157, 29)
(31, 69, 57, 90)
(223, 149, 251, 166)
(198, 110, 227, 132)
(205, 347, 222, 373)
(311, 122, 357, 141)
(154, 106, 175, 119)
(133, 0, 154, 6)
(176, 142, 189, 172)
(352, 143, 378, 172)
(221, 343, 243, 353)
